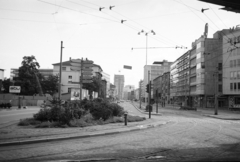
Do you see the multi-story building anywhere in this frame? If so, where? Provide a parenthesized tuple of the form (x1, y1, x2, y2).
(170, 51, 190, 105)
(143, 60, 172, 103)
(52, 59, 103, 97)
(109, 83, 116, 99)
(222, 28, 240, 108)
(170, 26, 237, 109)
(114, 75, 124, 100)
(153, 72, 170, 104)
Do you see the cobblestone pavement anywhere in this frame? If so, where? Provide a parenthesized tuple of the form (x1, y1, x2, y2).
(0, 102, 240, 161)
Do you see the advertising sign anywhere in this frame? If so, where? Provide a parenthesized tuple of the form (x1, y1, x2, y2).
(71, 88, 80, 100)
(9, 86, 21, 93)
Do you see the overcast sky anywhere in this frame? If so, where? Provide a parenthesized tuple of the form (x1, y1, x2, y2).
(0, 0, 239, 88)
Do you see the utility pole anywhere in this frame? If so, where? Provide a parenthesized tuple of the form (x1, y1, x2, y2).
(214, 67, 218, 115)
(80, 59, 83, 101)
(58, 41, 63, 100)
(156, 89, 158, 113)
(139, 85, 142, 109)
(148, 71, 151, 118)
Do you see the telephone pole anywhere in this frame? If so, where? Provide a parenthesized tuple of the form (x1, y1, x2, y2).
(58, 41, 63, 100)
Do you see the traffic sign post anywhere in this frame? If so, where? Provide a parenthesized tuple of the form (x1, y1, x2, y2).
(70, 58, 94, 100)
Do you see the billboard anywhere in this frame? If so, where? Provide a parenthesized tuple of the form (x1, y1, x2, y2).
(71, 88, 80, 100)
(9, 86, 21, 93)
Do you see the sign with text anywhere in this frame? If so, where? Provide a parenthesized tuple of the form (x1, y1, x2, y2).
(124, 65, 132, 70)
(9, 86, 21, 93)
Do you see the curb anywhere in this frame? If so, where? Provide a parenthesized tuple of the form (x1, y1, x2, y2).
(0, 121, 168, 147)
(203, 114, 240, 120)
(131, 103, 162, 116)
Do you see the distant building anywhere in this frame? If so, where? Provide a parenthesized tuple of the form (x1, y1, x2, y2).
(123, 85, 135, 100)
(0, 69, 4, 93)
(139, 80, 144, 101)
(143, 60, 172, 103)
(114, 75, 124, 100)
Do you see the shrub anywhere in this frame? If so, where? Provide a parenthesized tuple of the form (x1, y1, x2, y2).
(111, 103, 124, 117)
(18, 118, 41, 126)
(33, 108, 51, 122)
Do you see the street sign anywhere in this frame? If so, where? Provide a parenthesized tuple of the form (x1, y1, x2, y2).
(83, 60, 94, 64)
(9, 86, 21, 93)
(70, 67, 81, 71)
(124, 65, 132, 69)
(82, 76, 92, 80)
(82, 64, 93, 68)
(82, 68, 93, 72)
(82, 71, 93, 75)
(82, 80, 93, 83)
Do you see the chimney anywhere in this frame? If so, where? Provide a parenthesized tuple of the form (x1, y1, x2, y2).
(69, 57, 71, 61)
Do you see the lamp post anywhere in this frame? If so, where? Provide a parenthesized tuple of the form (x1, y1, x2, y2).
(138, 30, 156, 65)
(138, 30, 156, 105)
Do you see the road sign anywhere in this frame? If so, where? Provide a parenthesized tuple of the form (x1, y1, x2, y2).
(82, 80, 93, 83)
(83, 60, 94, 64)
(124, 65, 132, 69)
(9, 86, 21, 93)
(82, 68, 93, 72)
(82, 71, 93, 75)
(70, 67, 81, 71)
(82, 64, 93, 68)
(82, 76, 92, 80)
(70, 62, 81, 67)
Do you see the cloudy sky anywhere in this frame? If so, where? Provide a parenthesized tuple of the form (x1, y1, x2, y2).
(0, 0, 239, 88)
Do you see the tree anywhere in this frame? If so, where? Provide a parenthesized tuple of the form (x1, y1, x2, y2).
(82, 76, 102, 99)
(17, 55, 43, 96)
(41, 74, 59, 96)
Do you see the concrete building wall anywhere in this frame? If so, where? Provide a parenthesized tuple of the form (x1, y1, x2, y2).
(114, 75, 124, 100)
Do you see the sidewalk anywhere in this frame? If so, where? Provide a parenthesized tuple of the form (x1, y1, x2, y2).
(132, 101, 240, 120)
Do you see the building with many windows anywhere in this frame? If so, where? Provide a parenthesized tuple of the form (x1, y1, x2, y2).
(143, 60, 172, 103)
(114, 75, 124, 100)
(223, 28, 240, 108)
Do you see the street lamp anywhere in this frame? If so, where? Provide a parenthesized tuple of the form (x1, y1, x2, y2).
(138, 30, 156, 65)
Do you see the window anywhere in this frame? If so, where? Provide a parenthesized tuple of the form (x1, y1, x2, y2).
(234, 83, 237, 90)
(218, 63, 222, 70)
(238, 71, 240, 79)
(230, 72, 234, 79)
(218, 84, 222, 92)
(233, 60, 236, 67)
(196, 52, 201, 59)
(197, 42, 201, 49)
(68, 88, 71, 93)
(238, 83, 240, 90)
(238, 59, 240, 67)
(230, 83, 233, 90)
(218, 74, 222, 82)
(230, 60, 233, 67)
(68, 76, 72, 79)
(234, 72, 237, 79)
(62, 67, 66, 71)
(68, 75, 72, 83)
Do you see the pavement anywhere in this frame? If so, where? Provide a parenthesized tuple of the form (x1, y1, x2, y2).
(0, 102, 239, 147)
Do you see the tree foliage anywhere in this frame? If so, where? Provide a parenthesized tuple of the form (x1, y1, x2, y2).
(15, 56, 43, 95)
(41, 74, 59, 96)
(82, 76, 102, 99)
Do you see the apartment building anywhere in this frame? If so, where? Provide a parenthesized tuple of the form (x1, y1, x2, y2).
(143, 60, 172, 103)
(139, 80, 144, 101)
(153, 72, 170, 103)
(223, 29, 240, 108)
(52, 59, 103, 96)
(101, 71, 110, 97)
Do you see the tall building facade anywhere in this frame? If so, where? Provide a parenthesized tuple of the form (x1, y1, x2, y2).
(143, 60, 172, 102)
(114, 75, 124, 100)
(139, 80, 144, 101)
(222, 29, 240, 108)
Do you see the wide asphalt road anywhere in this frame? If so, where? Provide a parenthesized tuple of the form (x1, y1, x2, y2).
(0, 102, 240, 162)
